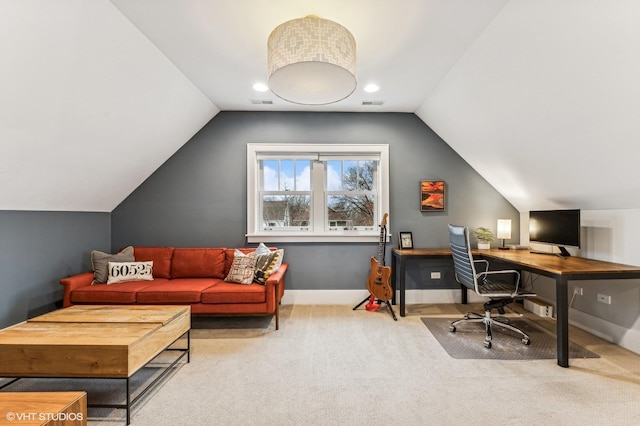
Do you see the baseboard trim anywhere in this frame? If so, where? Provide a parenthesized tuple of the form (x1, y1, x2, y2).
(528, 296, 640, 356)
(569, 309, 640, 355)
(281, 289, 485, 305)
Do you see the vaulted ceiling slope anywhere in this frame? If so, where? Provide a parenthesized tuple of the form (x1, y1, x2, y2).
(0, 1, 218, 212)
(2, 1, 639, 212)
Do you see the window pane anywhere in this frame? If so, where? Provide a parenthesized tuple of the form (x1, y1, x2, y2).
(280, 160, 294, 190)
(327, 194, 375, 228)
(326, 160, 341, 191)
(262, 195, 311, 228)
(327, 160, 376, 192)
(262, 160, 278, 191)
(342, 160, 357, 190)
(357, 160, 375, 191)
(295, 160, 311, 191)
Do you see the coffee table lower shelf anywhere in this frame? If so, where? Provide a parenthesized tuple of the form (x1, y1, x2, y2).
(1, 332, 189, 424)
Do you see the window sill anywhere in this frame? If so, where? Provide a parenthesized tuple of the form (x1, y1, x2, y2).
(247, 233, 391, 243)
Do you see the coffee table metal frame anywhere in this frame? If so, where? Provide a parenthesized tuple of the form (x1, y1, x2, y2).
(0, 331, 189, 425)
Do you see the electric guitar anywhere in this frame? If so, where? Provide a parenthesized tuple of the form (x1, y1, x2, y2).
(366, 213, 393, 302)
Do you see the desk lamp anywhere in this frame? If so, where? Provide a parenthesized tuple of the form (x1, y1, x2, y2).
(497, 219, 511, 250)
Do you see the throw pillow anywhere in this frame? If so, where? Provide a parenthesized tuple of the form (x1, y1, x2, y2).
(107, 261, 154, 284)
(224, 250, 258, 284)
(254, 249, 283, 285)
(255, 242, 271, 256)
(91, 246, 134, 284)
(271, 248, 284, 271)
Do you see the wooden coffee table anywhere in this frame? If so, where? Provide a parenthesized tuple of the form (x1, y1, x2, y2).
(0, 391, 87, 425)
(0, 305, 190, 424)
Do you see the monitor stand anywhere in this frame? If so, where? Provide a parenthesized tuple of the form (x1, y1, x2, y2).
(530, 246, 571, 258)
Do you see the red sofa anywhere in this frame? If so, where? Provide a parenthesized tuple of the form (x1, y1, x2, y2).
(59, 246, 287, 329)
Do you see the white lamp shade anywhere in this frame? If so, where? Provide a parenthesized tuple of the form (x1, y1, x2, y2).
(268, 16, 356, 105)
(497, 219, 512, 239)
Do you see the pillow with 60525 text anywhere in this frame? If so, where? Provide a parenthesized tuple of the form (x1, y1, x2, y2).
(107, 261, 154, 284)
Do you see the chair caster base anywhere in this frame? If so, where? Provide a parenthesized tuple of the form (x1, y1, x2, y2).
(484, 340, 492, 349)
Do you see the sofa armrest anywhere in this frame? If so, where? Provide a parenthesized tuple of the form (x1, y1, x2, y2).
(59, 272, 94, 308)
(265, 263, 287, 287)
(265, 263, 287, 300)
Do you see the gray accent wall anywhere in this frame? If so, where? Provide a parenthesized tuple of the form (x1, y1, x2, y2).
(0, 211, 110, 328)
(112, 112, 519, 291)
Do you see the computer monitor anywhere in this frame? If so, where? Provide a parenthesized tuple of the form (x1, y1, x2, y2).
(529, 209, 580, 257)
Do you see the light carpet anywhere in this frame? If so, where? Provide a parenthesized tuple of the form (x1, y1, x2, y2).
(3, 303, 640, 426)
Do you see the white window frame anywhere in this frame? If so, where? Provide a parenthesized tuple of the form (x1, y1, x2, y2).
(247, 143, 390, 243)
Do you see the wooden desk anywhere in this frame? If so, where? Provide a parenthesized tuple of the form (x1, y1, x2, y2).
(391, 248, 640, 367)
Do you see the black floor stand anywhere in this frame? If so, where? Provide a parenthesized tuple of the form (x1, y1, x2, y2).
(353, 296, 398, 321)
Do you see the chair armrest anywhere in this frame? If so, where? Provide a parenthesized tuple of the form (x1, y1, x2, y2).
(478, 269, 521, 290)
(473, 259, 489, 273)
(59, 272, 94, 308)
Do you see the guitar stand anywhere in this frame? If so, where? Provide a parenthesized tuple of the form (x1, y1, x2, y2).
(352, 296, 398, 321)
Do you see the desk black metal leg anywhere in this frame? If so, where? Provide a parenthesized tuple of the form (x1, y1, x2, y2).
(556, 277, 569, 367)
(391, 254, 397, 305)
(399, 258, 406, 317)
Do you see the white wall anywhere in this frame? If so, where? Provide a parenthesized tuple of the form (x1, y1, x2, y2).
(520, 209, 640, 355)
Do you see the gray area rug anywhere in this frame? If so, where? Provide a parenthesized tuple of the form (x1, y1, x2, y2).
(421, 317, 599, 360)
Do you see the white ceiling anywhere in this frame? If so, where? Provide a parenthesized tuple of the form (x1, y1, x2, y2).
(1, 0, 639, 212)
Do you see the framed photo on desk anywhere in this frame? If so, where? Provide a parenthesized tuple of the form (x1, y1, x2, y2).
(398, 232, 413, 249)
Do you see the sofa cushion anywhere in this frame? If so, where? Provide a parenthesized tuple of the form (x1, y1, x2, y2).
(201, 281, 267, 304)
(171, 248, 226, 279)
(135, 278, 220, 303)
(224, 250, 257, 284)
(70, 279, 164, 304)
(91, 246, 134, 284)
(134, 247, 174, 279)
(107, 261, 154, 284)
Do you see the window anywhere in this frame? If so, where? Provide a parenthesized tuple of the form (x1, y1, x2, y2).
(247, 144, 389, 242)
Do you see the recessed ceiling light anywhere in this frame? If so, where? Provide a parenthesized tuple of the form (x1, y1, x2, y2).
(253, 82, 269, 92)
(364, 83, 379, 93)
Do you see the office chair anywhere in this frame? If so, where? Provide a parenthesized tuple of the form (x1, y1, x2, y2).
(448, 224, 535, 348)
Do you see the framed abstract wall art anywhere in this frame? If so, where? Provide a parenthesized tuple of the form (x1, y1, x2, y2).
(420, 180, 445, 212)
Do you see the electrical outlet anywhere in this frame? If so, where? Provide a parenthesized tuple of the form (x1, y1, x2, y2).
(597, 293, 611, 304)
(574, 286, 583, 296)
(431, 272, 441, 279)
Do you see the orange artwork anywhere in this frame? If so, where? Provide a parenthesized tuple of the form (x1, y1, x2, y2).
(420, 180, 445, 211)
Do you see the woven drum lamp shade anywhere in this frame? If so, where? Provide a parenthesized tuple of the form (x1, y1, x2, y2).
(268, 16, 356, 105)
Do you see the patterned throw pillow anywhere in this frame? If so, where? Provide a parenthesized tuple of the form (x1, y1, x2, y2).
(107, 261, 154, 284)
(91, 246, 134, 284)
(224, 250, 258, 284)
(254, 249, 283, 285)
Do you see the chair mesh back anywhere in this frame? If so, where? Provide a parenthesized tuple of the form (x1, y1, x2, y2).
(448, 224, 476, 291)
